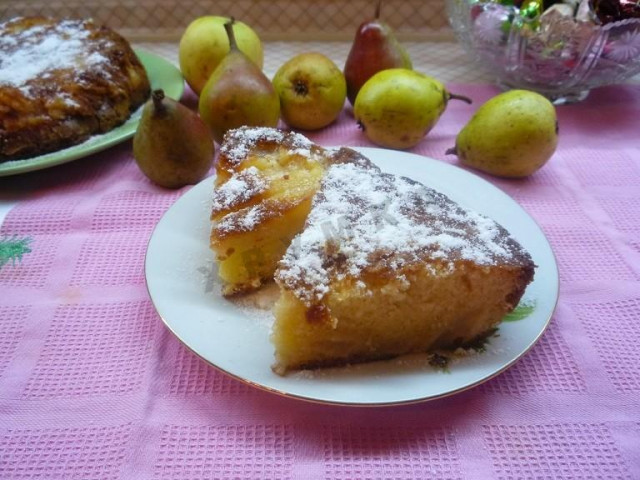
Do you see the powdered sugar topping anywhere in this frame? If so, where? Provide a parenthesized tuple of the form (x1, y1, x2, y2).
(214, 203, 270, 236)
(219, 127, 315, 166)
(0, 18, 111, 89)
(211, 166, 268, 214)
(277, 163, 531, 304)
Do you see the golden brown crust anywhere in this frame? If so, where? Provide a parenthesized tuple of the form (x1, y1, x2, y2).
(0, 16, 150, 161)
(504, 261, 536, 308)
(216, 126, 376, 175)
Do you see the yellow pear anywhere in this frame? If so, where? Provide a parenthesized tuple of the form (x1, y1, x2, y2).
(179, 16, 263, 95)
(354, 68, 470, 149)
(447, 90, 558, 178)
(272, 52, 346, 130)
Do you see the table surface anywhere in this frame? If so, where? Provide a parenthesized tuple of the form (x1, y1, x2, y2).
(1, 42, 639, 479)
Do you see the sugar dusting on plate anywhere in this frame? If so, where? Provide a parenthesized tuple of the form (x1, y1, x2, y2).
(230, 282, 278, 330)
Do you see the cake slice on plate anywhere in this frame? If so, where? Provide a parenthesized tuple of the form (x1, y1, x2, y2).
(209, 127, 535, 374)
(210, 127, 375, 296)
(271, 162, 535, 374)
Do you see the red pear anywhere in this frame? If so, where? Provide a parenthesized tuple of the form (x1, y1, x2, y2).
(343, 0, 413, 105)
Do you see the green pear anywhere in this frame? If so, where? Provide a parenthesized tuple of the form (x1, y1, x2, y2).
(133, 89, 214, 189)
(354, 68, 471, 149)
(198, 20, 280, 144)
(447, 90, 558, 178)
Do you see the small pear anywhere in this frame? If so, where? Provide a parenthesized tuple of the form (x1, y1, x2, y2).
(447, 90, 558, 178)
(343, 0, 412, 106)
(272, 52, 347, 130)
(354, 68, 471, 149)
(198, 19, 280, 143)
(133, 89, 214, 189)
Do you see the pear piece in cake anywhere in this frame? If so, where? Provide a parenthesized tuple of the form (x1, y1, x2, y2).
(210, 127, 375, 296)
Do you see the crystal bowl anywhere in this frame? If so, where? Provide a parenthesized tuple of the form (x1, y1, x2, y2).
(446, 0, 640, 103)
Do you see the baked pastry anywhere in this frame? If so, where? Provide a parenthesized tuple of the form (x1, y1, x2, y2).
(210, 127, 535, 374)
(210, 127, 375, 296)
(271, 162, 535, 373)
(0, 16, 150, 161)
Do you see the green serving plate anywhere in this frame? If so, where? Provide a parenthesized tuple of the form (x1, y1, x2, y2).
(0, 50, 185, 177)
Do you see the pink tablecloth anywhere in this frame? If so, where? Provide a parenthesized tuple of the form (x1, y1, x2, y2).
(1, 84, 639, 479)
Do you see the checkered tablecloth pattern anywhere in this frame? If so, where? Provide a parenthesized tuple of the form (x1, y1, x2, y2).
(1, 81, 639, 478)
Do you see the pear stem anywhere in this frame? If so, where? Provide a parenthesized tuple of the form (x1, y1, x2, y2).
(224, 19, 238, 52)
(445, 147, 457, 156)
(152, 89, 166, 113)
(448, 92, 473, 104)
(375, 0, 382, 19)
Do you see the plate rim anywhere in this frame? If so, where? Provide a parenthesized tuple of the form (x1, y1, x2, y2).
(145, 147, 559, 407)
(0, 49, 184, 177)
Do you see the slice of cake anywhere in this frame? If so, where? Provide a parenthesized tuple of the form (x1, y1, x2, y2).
(271, 163, 535, 374)
(210, 127, 375, 296)
(209, 127, 536, 374)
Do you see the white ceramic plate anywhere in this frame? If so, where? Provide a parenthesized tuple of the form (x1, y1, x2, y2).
(145, 148, 559, 406)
